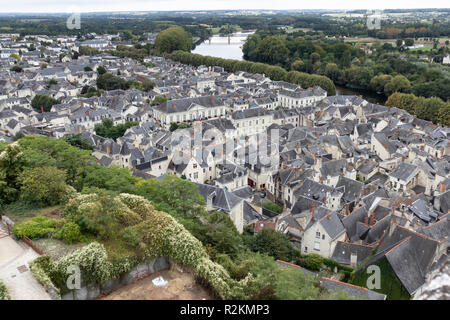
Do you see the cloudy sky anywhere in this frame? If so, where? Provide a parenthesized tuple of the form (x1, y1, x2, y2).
(4, 0, 449, 13)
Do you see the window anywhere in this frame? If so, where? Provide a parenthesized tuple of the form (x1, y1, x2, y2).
(316, 231, 321, 239)
(322, 234, 325, 240)
(304, 246, 308, 253)
(314, 241, 320, 251)
(193, 164, 197, 169)
(194, 172, 198, 179)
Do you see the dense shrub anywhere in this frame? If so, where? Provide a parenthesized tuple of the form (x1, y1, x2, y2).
(12, 216, 64, 239)
(0, 280, 10, 300)
(296, 253, 324, 271)
(54, 222, 84, 244)
(262, 202, 283, 214)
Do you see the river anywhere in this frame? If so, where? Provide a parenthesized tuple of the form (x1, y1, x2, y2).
(192, 32, 254, 61)
(193, 33, 386, 104)
(335, 85, 386, 105)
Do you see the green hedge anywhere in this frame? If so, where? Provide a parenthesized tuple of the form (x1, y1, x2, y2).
(12, 216, 64, 239)
(166, 50, 336, 95)
(295, 253, 354, 273)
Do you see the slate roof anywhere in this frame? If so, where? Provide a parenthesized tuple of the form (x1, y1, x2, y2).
(390, 163, 419, 182)
(154, 95, 225, 114)
(336, 176, 364, 204)
(342, 206, 369, 242)
(331, 241, 374, 266)
(320, 277, 386, 300)
(195, 183, 243, 212)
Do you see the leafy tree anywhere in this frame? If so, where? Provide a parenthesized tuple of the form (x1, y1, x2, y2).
(204, 212, 243, 257)
(405, 38, 414, 46)
(151, 96, 168, 106)
(0, 144, 26, 204)
(63, 134, 94, 151)
(136, 174, 206, 218)
(248, 228, 296, 261)
(78, 165, 139, 194)
(31, 94, 59, 112)
(384, 75, 411, 96)
(96, 65, 107, 75)
(96, 73, 128, 91)
(18, 135, 93, 186)
(9, 53, 20, 61)
(18, 166, 69, 206)
(94, 118, 138, 140)
(141, 78, 155, 91)
(78, 45, 99, 56)
(10, 65, 23, 73)
(155, 26, 192, 53)
(84, 66, 93, 72)
(370, 74, 393, 93)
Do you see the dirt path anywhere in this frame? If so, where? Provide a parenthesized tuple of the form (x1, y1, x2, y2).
(101, 268, 214, 300)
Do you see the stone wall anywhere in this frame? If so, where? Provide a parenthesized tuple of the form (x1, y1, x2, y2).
(61, 257, 170, 300)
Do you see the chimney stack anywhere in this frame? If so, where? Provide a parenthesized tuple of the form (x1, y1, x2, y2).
(364, 216, 368, 226)
(311, 203, 315, 221)
(440, 182, 446, 193)
(41, 106, 44, 113)
(345, 204, 350, 215)
(401, 156, 405, 162)
(370, 214, 375, 226)
(106, 143, 111, 155)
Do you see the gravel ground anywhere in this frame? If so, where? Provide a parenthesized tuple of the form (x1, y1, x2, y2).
(101, 268, 214, 300)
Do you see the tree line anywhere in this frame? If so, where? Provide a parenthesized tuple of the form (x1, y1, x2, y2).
(242, 32, 450, 101)
(166, 50, 336, 95)
(386, 92, 450, 126)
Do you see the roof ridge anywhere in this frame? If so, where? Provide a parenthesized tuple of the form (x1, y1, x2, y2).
(320, 277, 368, 291)
(385, 236, 411, 256)
(422, 217, 448, 229)
(396, 224, 440, 243)
(336, 240, 374, 248)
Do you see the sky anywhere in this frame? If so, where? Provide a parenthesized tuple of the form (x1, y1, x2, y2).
(3, 0, 449, 13)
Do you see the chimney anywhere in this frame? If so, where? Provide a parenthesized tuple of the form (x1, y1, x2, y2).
(405, 141, 409, 147)
(40, 106, 44, 113)
(364, 216, 368, 226)
(106, 144, 111, 155)
(420, 145, 424, 151)
(440, 182, 446, 193)
(319, 176, 324, 184)
(81, 101, 84, 107)
(86, 110, 90, 116)
(311, 203, 315, 221)
(350, 253, 357, 268)
(322, 198, 326, 205)
(401, 156, 405, 162)
(345, 204, 350, 215)
(206, 193, 214, 211)
(384, 143, 388, 149)
(370, 214, 375, 226)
